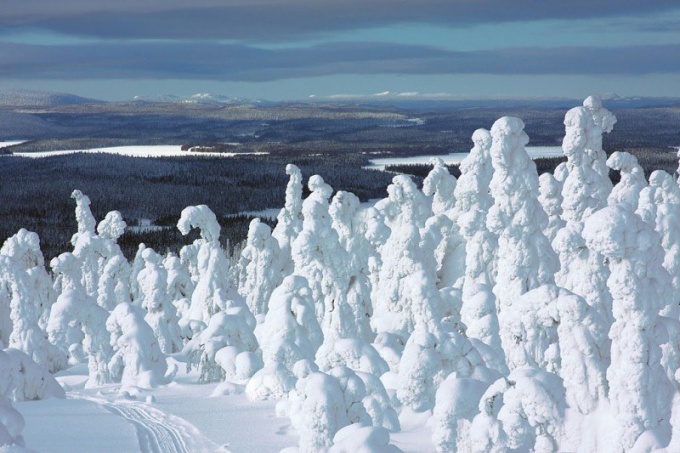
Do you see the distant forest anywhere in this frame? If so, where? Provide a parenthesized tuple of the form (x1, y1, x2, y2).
(2, 99, 678, 261)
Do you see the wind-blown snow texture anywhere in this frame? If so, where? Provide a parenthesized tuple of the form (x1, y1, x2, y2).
(4, 95, 680, 452)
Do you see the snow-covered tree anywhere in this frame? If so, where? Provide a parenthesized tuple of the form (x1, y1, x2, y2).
(454, 128, 497, 297)
(48, 253, 113, 387)
(137, 248, 182, 354)
(178, 205, 241, 328)
(423, 157, 456, 216)
(272, 164, 303, 276)
(486, 116, 558, 344)
(70, 190, 105, 299)
(560, 98, 615, 223)
(538, 173, 566, 243)
(583, 205, 675, 450)
(607, 151, 646, 210)
(106, 302, 169, 389)
(247, 275, 322, 401)
(0, 229, 54, 330)
(470, 368, 566, 452)
(96, 211, 131, 310)
(235, 218, 283, 317)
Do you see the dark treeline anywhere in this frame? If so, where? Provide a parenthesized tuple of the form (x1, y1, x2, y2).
(0, 153, 392, 261)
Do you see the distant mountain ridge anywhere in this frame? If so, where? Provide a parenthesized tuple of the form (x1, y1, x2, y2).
(131, 93, 265, 105)
(0, 89, 103, 107)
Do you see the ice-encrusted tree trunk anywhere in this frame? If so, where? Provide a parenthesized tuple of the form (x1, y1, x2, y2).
(583, 205, 675, 450)
(235, 218, 283, 317)
(137, 248, 182, 354)
(48, 253, 114, 387)
(486, 116, 559, 350)
(607, 151, 646, 211)
(272, 164, 303, 276)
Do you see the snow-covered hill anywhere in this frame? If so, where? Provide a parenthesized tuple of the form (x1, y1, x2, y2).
(2, 95, 680, 452)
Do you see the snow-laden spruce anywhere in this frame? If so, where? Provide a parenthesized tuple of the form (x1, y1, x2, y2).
(106, 302, 169, 389)
(560, 96, 615, 223)
(137, 248, 182, 354)
(247, 275, 322, 401)
(583, 205, 677, 451)
(48, 253, 114, 387)
(486, 116, 559, 352)
(607, 151, 647, 211)
(272, 164, 304, 276)
(235, 218, 283, 317)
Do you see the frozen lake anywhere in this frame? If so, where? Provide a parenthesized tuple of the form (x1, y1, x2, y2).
(365, 146, 564, 170)
(6, 144, 265, 159)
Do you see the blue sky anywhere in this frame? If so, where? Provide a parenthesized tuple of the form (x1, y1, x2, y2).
(1, 0, 679, 101)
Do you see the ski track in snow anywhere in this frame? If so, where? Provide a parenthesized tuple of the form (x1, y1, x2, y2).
(79, 396, 228, 453)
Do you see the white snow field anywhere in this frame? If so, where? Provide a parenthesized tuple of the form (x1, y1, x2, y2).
(4, 96, 680, 452)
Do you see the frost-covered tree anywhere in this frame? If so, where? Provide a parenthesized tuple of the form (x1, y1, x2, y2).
(487, 116, 558, 341)
(129, 243, 147, 304)
(235, 218, 283, 317)
(164, 254, 194, 326)
(272, 164, 303, 276)
(374, 174, 430, 231)
(178, 205, 241, 327)
(454, 128, 497, 296)
(470, 368, 566, 452)
(292, 176, 350, 332)
(184, 301, 259, 384)
(70, 190, 106, 299)
(638, 171, 680, 296)
(607, 151, 646, 211)
(583, 205, 675, 450)
(247, 276, 322, 401)
(560, 97, 615, 223)
(328, 190, 374, 343)
(538, 173, 566, 243)
(137, 248, 182, 354)
(1, 229, 55, 330)
(432, 376, 492, 452)
(48, 253, 113, 387)
(106, 302, 169, 389)
(0, 256, 65, 374)
(423, 157, 456, 216)
(96, 211, 131, 310)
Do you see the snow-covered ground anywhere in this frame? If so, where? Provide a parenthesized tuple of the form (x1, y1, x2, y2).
(0, 141, 26, 148)
(9, 145, 266, 159)
(365, 146, 563, 170)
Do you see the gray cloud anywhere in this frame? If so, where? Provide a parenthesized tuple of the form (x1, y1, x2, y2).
(2, 41, 679, 81)
(1, 1, 679, 41)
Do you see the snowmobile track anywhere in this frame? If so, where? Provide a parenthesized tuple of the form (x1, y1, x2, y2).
(101, 402, 190, 453)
